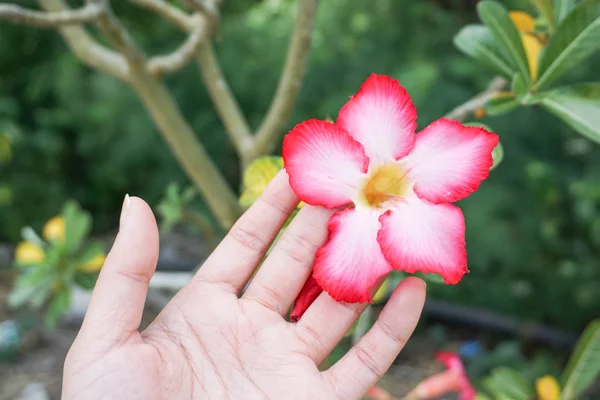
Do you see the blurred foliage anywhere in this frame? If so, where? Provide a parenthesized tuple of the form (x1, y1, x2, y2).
(10, 201, 105, 326)
(156, 183, 218, 247)
(405, 320, 599, 399)
(156, 183, 199, 233)
(1, 0, 600, 330)
(472, 319, 600, 399)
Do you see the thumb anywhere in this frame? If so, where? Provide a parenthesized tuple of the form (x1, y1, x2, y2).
(78, 195, 159, 349)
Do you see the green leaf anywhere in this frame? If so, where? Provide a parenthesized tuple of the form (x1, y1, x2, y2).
(0, 132, 12, 165)
(536, 0, 600, 90)
(554, 0, 577, 22)
(478, 1, 531, 86)
(454, 24, 515, 77)
(45, 287, 71, 328)
(485, 95, 519, 116)
(511, 73, 529, 101)
(540, 83, 600, 143)
(62, 201, 92, 253)
(20, 226, 45, 248)
(166, 182, 180, 204)
(561, 319, 600, 399)
(157, 203, 182, 233)
(529, 0, 556, 30)
(28, 282, 52, 309)
(491, 142, 504, 170)
(512, 73, 544, 105)
(0, 183, 12, 206)
(17, 261, 55, 286)
(181, 186, 196, 204)
(483, 367, 535, 400)
(74, 272, 98, 290)
(157, 183, 199, 233)
(418, 273, 445, 284)
(7, 283, 38, 308)
(78, 241, 104, 263)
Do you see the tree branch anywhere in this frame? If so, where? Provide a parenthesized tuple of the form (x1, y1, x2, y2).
(130, 0, 251, 155)
(183, 0, 220, 19)
(445, 77, 508, 121)
(129, 71, 242, 228)
(36, 0, 241, 229)
(130, 0, 192, 31)
(148, 20, 208, 75)
(36, 0, 129, 81)
(195, 42, 252, 156)
(0, 2, 102, 27)
(127, 0, 243, 227)
(85, 0, 144, 65)
(249, 0, 318, 161)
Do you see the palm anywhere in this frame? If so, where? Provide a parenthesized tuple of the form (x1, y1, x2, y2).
(146, 294, 328, 399)
(62, 175, 426, 399)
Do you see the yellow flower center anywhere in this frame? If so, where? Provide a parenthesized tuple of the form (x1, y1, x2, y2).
(359, 163, 412, 209)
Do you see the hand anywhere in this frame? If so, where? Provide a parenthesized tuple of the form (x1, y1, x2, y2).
(62, 172, 426, 400)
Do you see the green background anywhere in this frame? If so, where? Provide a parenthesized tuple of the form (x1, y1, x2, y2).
(1, 0, 599, 331)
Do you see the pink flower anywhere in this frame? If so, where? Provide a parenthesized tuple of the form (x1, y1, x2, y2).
(406, 352, 476, 400)
(290, 275, 322, 322)
(283, 74, 498, 315)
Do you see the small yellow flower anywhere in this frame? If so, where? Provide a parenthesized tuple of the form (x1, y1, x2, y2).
(78, 253, 106, 273)
(15, 241, 45, 265)
(536, 375, 561, 400)
(43, 216, 65, 243)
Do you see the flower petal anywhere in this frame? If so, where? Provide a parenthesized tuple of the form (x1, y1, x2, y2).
(313, 209, 393, 303)
(377, 196, 467, 284)
(290, 274, 322, 322)
(436, 352, 467, 375)
(402, 118, 498, 204)
(337, 74, 417, 164)
(435, 352, 476, 400)
(283, 119, 369, 208)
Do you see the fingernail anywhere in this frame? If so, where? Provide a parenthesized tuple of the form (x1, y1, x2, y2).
(120, 194, 131, 229)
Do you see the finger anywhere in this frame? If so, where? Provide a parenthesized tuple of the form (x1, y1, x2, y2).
(293, 291, 368, 364)
(293, 275, 388, 364)
(242, 205, 332, 315)
(324, 277, 426, 399)
(80, 196, 159, 347)
(193, 171, 299, 294)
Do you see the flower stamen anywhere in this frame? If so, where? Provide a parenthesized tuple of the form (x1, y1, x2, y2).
(359, 163, 412, 209)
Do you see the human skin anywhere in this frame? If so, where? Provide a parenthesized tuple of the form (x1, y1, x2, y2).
(61, 171, 426, 399)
